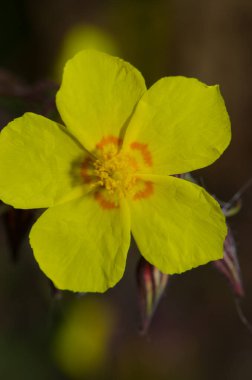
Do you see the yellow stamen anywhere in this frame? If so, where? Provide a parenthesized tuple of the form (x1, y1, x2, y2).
(92, 152, 137, 197)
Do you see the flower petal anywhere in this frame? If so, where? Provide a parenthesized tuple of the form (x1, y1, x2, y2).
(0, 113, 87, 208)
(29, 195, 131, 292)
(129, 175, 227, 274)
(123, 76, 231, 175)
(56, 50, 146, 152)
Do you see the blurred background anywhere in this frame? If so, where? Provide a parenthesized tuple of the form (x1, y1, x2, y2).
(0, 0, 252, 379)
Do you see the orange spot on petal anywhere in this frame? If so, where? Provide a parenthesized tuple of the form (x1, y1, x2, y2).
(94, 191, 118, 210)
(130, 142, 152, 167)
(81, 157, 93, 184)
(96, 136, 122, 150)
(133, 181, 154, 200)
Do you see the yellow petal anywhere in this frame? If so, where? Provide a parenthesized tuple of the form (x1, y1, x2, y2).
(129, 175, 227, 274)
(123, 76, 231, 175)
(56, 50, 146, 152)
(30, 195, 131, 292)
(0, 113, 87, 208)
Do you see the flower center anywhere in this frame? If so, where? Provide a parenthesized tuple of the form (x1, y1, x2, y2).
(80, 135, 154, 209)
(93, 152, 137, 197)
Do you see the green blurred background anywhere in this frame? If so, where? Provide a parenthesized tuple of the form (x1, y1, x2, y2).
(0, 0, 252, 379)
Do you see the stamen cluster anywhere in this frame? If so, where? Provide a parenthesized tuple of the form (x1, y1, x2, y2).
(93, 152, 136, 197)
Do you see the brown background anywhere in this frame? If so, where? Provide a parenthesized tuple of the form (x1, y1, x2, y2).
(0, 1, 252, 379)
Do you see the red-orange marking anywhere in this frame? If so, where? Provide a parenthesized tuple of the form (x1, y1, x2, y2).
(130, 142, 152, 167)
(94, 191, 118, 210)
(133, 181, 154, 200)
(81, 157, 92, 183)
(96, 136, 122, 150)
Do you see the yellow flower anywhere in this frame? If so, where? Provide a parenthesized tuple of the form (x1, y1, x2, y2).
(0, 50, 231, 292)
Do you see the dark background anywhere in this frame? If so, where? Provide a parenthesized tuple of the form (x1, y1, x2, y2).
(0, 0, 252, 379)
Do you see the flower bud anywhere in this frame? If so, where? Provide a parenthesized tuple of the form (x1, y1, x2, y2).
(213, 227, 244, 297)
(137, 257, 169, 334)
